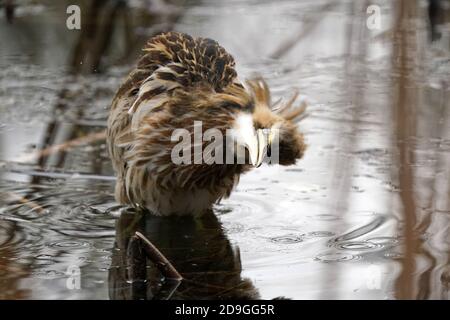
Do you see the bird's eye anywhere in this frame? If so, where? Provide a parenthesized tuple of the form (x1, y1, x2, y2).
(219, 101, 242, 111)
(130, 88, 139, 96)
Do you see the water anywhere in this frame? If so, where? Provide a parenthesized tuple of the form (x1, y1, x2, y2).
(0, 0, 449, 299)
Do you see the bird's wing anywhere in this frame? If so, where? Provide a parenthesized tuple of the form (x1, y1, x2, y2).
(126, 32, 239, 116)
(142, 32, 238, 90)
(108, 32, 243, 170)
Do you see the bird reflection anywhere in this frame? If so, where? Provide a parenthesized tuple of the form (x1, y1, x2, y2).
(108, 209, 259, 300)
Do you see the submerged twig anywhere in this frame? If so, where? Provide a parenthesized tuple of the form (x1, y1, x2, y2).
(126, 233, 181, 300)
(127, 234, 148, 300)
(151, 279, 181, 300)
(134, 231, 183, 281)
(4, 191, 45, 214)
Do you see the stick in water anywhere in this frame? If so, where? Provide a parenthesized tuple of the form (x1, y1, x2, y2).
(134, 231, 183, 281)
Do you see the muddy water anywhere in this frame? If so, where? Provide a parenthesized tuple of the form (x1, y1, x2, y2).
(0, 0, 449, 299)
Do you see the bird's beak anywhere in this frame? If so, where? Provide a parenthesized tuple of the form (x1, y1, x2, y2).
(245, 129, 270, 168)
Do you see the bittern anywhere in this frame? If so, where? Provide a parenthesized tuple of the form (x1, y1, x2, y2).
(107, 32, 306, 216)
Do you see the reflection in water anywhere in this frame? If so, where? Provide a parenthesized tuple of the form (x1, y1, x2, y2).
(0, 220, 31, 299)
(392, 0, 419, 299)
(109, 209, 258, 300)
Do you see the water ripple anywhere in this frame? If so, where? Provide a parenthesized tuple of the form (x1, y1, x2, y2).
(315, 253, 361, 263)
(270, 234, 304, 244)
(334, 241, 382, 251)
(47, 240, 92, 249)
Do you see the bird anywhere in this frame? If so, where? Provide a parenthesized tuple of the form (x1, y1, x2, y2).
(107, 32, 306, 216)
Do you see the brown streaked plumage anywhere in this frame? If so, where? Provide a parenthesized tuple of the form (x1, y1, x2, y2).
(107, 32, 306, 216)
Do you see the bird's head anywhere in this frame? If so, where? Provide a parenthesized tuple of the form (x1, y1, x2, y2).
(120, 77, 306, 178)
(227, 78, 307, 167)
